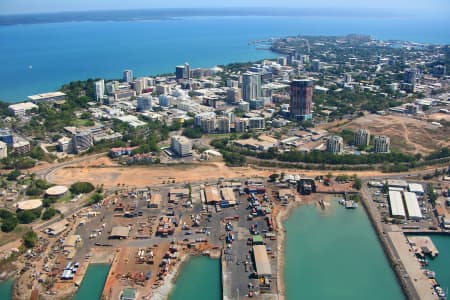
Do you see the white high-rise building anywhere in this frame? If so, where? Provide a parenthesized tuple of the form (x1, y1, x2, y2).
(137, 95, 152, 112)
(94, 80, 105, 102)
(327, 135, 343, 153)
(106, 82, 116, 95)
(235, 119, 248, 133)
(134, 78, 146, 95)
(216, 117, 230, 133)
(171, 136, 192, 157)
(354, 129, 370, 147)
(201, 118, 216, 134)
(123, 69, 133, 83)
(242, 72, 261, 102)
(373, 135, 390, 153)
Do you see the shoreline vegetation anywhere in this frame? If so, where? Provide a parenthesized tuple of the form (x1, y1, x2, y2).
(0, 8, 407, 26)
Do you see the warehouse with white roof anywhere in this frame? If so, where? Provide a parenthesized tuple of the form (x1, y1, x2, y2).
(408, 183, 424, 196)
(388, 191, 406, 218)
(403, 192, 423, 220)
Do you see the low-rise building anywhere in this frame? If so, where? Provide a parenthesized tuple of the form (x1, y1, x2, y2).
(28, 91, 66, 103)
(12, 140, 30, 154)
(72, 131, 93, 153)
(248, 117, 265, 130)
(57, 137, 72, 153)
(8, 102, 38, 117)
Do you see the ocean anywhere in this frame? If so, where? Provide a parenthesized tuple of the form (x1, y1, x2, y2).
(0, 14, 449, 102)
(283, 199, 404, 300)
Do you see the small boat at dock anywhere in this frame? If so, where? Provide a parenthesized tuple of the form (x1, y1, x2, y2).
(345, 200, 358, 209)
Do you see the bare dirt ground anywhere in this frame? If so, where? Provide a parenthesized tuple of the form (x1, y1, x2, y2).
(46, 156, 400, 188)
(427, 112, 450, 122)
(330, 114, 450, 154)
(47, 159, 242, 188)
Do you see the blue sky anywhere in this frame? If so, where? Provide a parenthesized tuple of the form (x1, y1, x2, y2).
(0, 0, 449, 15)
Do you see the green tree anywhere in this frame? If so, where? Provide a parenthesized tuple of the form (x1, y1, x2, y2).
(0, 209, 14, 219)
(88, 192, 103, 205)
(70, 182, 95, 194)
(353, 177, 362, 190)
(6, 169, 21, 181)
(269, 173, 279, 182)
(1, 216, 18, 232)
(16, 208, 41, 224)
(42, 208, 58, 220)
(23, 230, 38, 248)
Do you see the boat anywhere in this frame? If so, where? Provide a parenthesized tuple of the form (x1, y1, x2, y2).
(345, 200, 358, 209)
(424, 269, 436, 278)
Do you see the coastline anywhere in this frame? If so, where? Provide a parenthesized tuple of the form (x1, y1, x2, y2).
(150, 253, 188, 300)
(275, 196, 304, 300)
(358, 190, 415, 300)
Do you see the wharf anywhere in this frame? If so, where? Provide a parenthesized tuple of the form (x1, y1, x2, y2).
(387, 232, 439, 300)
(222, 252, 232, 300)
(407, 236, 439, 258)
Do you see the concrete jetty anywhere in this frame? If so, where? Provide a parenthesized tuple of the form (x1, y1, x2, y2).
(388, 232, 439, 300)
(407, 236, 439, 258)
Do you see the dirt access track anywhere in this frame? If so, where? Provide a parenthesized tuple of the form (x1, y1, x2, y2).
(46, 156, 414, 188)
(329, 114, 450, 155)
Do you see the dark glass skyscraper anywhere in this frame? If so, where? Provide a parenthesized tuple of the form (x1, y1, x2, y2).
(290, 79, 313, 120)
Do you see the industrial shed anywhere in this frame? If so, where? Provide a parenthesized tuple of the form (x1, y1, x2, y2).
(109, 226, 130, 239)
(388, 191, 406, 218)
(63, 235, 81, 248)
(46, 220, 69, 236)
(403, 192, 423, 220)
(148, 193, 161, 208)
(408, 183, 424, 196)
(204, 186, 220, 204)
(252, 245, 272, 277)
(220, 187, 236, 202)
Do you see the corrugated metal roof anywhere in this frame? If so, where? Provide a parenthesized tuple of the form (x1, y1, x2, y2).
(408, 183, 424, 194)
(110, 226, 130, 238)
(220, 187, 236, 202)
(404, 192, 423, 219)
(389, 191, 406, 218)
(205, 186, 220, 203)
(253, 245, 271, 276)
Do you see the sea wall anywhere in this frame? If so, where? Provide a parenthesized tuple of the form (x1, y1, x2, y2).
(359, 193, 419, 300)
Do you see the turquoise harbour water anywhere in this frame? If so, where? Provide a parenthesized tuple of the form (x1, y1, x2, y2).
(427, 235, 450, 293)
(284, 200, 404, 300)
(0, 279, 13, 299)
(74, 264, 110, 300)
(0, 14, 449, 102)
(169, 256, 221, 300)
